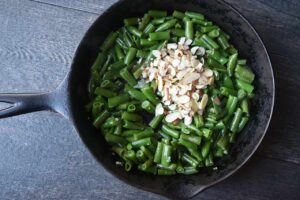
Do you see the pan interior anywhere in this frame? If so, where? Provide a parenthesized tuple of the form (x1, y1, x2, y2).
(67, 0, 274, 198)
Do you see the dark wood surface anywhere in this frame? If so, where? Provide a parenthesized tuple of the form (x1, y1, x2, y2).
(0, 0, 299, 199)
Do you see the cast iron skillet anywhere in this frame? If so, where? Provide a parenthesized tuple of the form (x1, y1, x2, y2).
(0, 0, 274, 199)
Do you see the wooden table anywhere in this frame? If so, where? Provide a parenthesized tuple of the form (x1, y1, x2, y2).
(0, 0, 299, 199)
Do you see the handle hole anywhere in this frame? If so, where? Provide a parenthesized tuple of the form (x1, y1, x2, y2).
(0, 102, 14, 111)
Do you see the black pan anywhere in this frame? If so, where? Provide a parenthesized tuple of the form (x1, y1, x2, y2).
(0, 0, 274, 199)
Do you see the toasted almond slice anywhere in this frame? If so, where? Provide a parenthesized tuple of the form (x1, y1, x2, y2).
(181, 72, 201, 84)
(155, 103, 164, 116)
(191, 46, 199, 55)
(165, 111, 181, 123)
(199, 94, 208, 110)
(184, 39, 193, 46)
(157, 75, 163, 92)
(172, 59, 180, 67)
(191, 99, 199, 112)
(178, 37, 186, 45)
(167, 43, 178, 50)
(168, 104, 177, 111)
(184, 115, 192, 125)
(197, 47, 205, 56)
(192, 92, 199, 101)
(152, 50, 161, 58)
(203, 68, 213, 77)
(177, 95, 190, 104)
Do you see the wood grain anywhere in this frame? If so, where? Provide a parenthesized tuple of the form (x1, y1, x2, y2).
(30, 0, 300, 164)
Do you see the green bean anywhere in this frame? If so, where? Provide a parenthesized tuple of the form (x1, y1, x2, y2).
(202, 128, 212, 139)
(216, 134, 229, 154)
(230, 108, 243, 133)
(201, 141, 211, 158)
(238, 117, 249, 132)
(192, 19, 212, 26)
(154, 142, 163, 163)
(178, 138, 198, 150)
(122, 111, 142, 122)
(185, 11, 204, 20)
(103, 117, 119, 128)
(100, 32, 118, 52)
(237, 59, 247, 65)
(139, 14, 151, 31)
(143, 23, 156, 35)
(124, 17, 138, 26)
(157, 168, 176, 175)
(170, 28, 185, 37)
(125, 160, 132, 171)
(131, 137, 152, 147)
(156, 19, 177, 32)
(141, 146, 154, 159)
(180, 134, 201, 145)
(217, 34, 230, 50)
(133, 67, 143, 79)
(91, 53, 106, 71)
(132, 128, 154, 140)
(172, 10, 185, 19)
(162, 125, 180, 139)
(141, 86, 160, 104)
(108, 94, 130, 108)
(124, 47, 137, 65)
(141, 100, 155, 113)
(123, 120, 145, 130)
(92, 102, 104, 118)
(185, 20, 194, 39)
(127, 104, 136, 113)
(148, 10, 167, 18)
(235, 64, 255, 84)
(116, 37, 128, 49)
(236, 79, 254, 94)
(185, 124, 202, 136)
(183, 167, 198, 175)
(124, 84, 147, 101)
(220, 86, 237, 96)
(227, 53, 238, 76)
(205, 153, 214, 167)
(114, 120, 123, 135)
(136, 50, 149, 58)
(136, 149, 146, 162)
(120, 68, 137, 87)
(161, 144, 172, 167)
(94, 87, 116, 97)
(208, 28, 220, 38)
(182, 153, 198, 168)
(149, 31, 170, 41)
(149, 114, 164, 129)
(105, 133, 127, 145)
(207, 49, 228, 65)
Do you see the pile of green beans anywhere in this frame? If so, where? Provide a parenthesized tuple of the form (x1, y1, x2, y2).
(86, 10, 255, 175)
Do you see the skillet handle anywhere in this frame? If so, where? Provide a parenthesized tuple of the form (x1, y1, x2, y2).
(0, 92, 54, 119)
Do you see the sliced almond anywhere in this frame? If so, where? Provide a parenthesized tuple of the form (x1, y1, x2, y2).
(167, 43, 178, 50)
(155, 103, 164, 116)
(203, 68, 213, 77)
(181, 72, 201, 84)
(152, 50, 161, 58)
(177, 95, 190, 104)
(165, 111, 180, 123)
(178, 37, 186, 45)
(184, 115, 192, 125)
(184, 39, 193, 46)
(199, 94, 208, 110)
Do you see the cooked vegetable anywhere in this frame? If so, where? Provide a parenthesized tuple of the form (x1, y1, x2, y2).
(87, 10, 255, 175)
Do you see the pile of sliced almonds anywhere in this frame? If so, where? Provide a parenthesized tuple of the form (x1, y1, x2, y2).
(140, 37, 214, 125)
